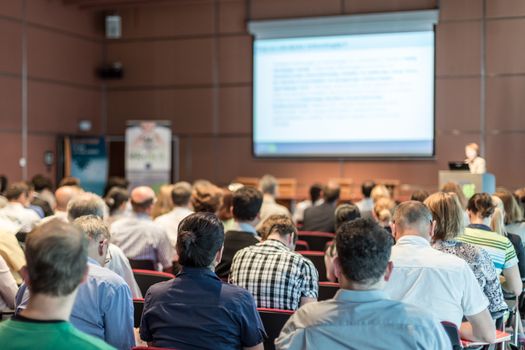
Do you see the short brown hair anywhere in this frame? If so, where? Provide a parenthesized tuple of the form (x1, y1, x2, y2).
(191, 181, 223, 213)
(5, 182, 29, 201)
(172, 182, 192, 206)
(467, 193, 495, 218)
(26, 219, 88, 296)
(424, 192, 464, 241)
(258, 215, 297, 241)
(393, 201, 433, 232)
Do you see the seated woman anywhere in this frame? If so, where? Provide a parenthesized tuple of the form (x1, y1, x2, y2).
(425, 192, 507, 317)
(495, 188, 525, 247)
(373, 197, 396, 234)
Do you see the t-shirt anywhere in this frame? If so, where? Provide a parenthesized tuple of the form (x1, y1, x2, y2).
(215, 230, 260, 278)
(0, 317, 115, 350)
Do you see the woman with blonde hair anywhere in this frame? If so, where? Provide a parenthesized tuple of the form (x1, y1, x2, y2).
(151, 184, 175, 219)
(373, 197, 395, 233)
(370, 184, 391, 203)
(424, 192, 507, 316)
(495, 188, 525, 244)
(465, 142, 486, 174)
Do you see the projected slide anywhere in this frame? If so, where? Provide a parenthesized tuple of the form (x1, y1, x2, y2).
(253, 31, 435, 157)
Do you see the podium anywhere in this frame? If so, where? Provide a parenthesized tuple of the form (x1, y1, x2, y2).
(438, 171, 496, 198)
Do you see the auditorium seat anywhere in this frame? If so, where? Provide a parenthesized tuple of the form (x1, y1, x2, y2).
(133, 269, 175, 296)
(299, 251, 327, 282)
(318, 282, 339, 301)
(133, 298, 144, 328)
(294, 240, 309, 251)
(297, 231, 335, 251)
(440, 321, 462, 350)
(257, 308, 294, 350)
(129, 259, 156, 271)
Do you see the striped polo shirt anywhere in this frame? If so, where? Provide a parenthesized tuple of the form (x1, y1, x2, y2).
(457, 224, 518, 274)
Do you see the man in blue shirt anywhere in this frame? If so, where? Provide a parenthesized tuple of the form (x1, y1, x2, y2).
(276, 218, 451, 350)
(140, 212, 266, 350)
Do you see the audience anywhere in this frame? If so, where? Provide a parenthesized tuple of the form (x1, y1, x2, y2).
(140, 212, 266, 350)
(104, 187, 129, 225)
(2, 220, 113, 349)
(355, 180, 375, 219)
(0, 226, 26, 285)
(218, 188, 235, 231)
(111, 186, 173, 272)
(58, 176, 81, 189)
(41, 185, 81, 225)
(293, 183, 323, 224)
(385, 201, 495, 343)
(230, 215, 318, 310)
(373, 197, 395, 232)
(215, 186, 263, 278)
(276, 218, 450, 350)
(0, 255, 17, 314)
(370, 184, 391, 202)
(191, 180, 223, 214)
(151, 184, 175, 219)
(103, 176, 129, 198)
(302, 181, 340, 233)
(257, 175, 291, 229)
(30, 175, 54, 217)
(0, 182, 40, 233)
(424, 192, 507, 317)
(457, 193, 522, 297)
(495, 187, 525, 245)
(410, 189, 430, 203)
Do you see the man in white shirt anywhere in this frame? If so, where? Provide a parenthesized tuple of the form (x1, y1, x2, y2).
(0, 182, 40, 232)
(292, 183, 323, 225)
(385, 201, 495, 343)
(154, 181, 193, 250)
(355, 181, 375, 219)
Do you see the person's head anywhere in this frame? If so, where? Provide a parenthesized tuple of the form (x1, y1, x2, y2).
(309, 183, 323, 203)
(218, 188, 233, 222)
(491, 195, 506, 236)
(323, 181, 340, 204)
(58, 176, 81, 189)
(260, 174, 278, 197)
(177, 212, 224, 269)
(494, 188, 523, 225)
(424, 192, 465, 241)
(0, 175, 8, 194)
(104, 187, 129, 216)
(441, 182, 467, 210)
(67, 192, 106, 221)
(103, 176, 129, 197)
(335, 204, 361, 231)
(361, 181, 376, 199)
(392, 201, 434, 241)
(130, 186, 155, 215)
(171, 181, 192, 207)
(151, 184, 175, 219)
(371, 184, 391, 203)
(232, 186, 263, 223)
(260, 215, 297, 248)
(24, 219, 88, 297)
(191, 181, 223, 214)
(373, 197, 395, 226)
(515, 188, 525, 215)
(467, 193, 495, 222)
(465, 142, 480, 160)
(335, 218, 393, 290)
(55, 185, 81, 212)
(73, 215, 111, 266)
(410, 189, 430, 203)
(31, 174, 53, 193)
(5, 182, 31, 205)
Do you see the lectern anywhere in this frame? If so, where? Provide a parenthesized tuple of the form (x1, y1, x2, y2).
(438, 171, 496, 198)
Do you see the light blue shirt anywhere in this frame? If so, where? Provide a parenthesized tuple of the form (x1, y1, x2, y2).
(276, 289, 451, 350)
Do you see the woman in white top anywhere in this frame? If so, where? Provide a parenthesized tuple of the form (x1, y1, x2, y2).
(465, 143, 486, 174)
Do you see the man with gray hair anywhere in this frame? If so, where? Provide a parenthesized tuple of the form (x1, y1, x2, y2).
(384, 201, 496, 343)
(257, 175, 290, 230)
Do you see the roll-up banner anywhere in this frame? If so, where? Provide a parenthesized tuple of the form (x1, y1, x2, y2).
(66, 136, 108, 195)
(125, 120, 172, 190)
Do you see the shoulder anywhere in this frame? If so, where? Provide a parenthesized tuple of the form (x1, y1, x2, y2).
(145, 279, 174, 301)
(221, 282, 257, 305)
(67, 325, 116, 349)
(87, 263, 129, 288)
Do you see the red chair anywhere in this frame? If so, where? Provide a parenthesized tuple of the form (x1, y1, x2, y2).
(294, 240, 309, 251)
(133, 298, 145, 328)
(297, 231, 335, 251)
(129, 259, 156, 271)
(258, 308, 294, 350)
(318, 282, 339, 301)
(133, 269, 175, 296)
(299, 251, 327, 282)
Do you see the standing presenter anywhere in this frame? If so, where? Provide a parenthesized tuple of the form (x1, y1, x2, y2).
(465, 143, 486, 174)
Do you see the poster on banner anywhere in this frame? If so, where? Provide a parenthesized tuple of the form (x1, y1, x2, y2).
(125, 120, 172, 190)
(68, 136, 108, 195)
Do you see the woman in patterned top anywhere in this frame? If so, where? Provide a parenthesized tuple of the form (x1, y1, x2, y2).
(424, 192, 507, 316)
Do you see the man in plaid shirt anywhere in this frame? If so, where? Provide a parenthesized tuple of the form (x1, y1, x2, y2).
(230, 215, 318, 310)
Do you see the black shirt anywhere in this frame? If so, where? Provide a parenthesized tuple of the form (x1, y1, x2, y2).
(215, 231, 259, 278)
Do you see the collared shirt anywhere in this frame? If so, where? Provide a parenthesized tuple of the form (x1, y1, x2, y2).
(385, 235, 489, 327)
(154, 206, 193, 248)
(140, 267, 266, 350)
(458, 224, 518, 274)
(275, 289, 451, 350)
(356, 198, 374, 219)
(110, 213, 173, 269)
(230, 239, 318, 310)
(0, 202, 40, 233)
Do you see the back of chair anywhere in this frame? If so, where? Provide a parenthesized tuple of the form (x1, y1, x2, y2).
(129, 259, 156, 271)
(297, 231, 335, 251)
(318, 282, 339, 301)
(441, 321, 463, 350)
(299, 251, 327, 282)
(133, 269, 175, 296)
(294, 240, 309, 252)
(133, 298, 145, 328)
(258, 308, 294, 350)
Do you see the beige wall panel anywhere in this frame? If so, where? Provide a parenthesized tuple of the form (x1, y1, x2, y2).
(219, 0, 246, 34)
(0, 19, 22, 74)
(486, 133, 525, 188)
(106, 39, 214, 87)
(487, 19, 525, 74)
(436, 21, 481, 76)
(439, 0, 482, 21)
(486, 76, 525, 131)
(436, 78, 481, 131)
(219, 35, 252, 84)
(487, 0, 525, 18)
(218, 86, 251, 134)
(106, 88, 214, 134)
(0, 0, 22, 19)
(250, 0, 341, 19)
(0, 75, 21, 131)
(343, 0, 436, 14)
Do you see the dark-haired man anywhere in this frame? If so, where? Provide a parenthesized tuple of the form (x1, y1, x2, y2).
(293, 183, 323, 225)
(230, 215, 318, 310)
(140, 212, 265, 350)
(302, 181, 340, 233)
(215, 186, 263, 278)
(356, 180, 375, 219)
(0, 220, 114, 349)
(276, 218, 450, 350)
(0, 182, 40, 232)
(111, 186, 172, 272)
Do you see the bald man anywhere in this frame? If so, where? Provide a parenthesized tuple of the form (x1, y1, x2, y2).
(110, 186, 173, 272)
(40, 186, 81, 225)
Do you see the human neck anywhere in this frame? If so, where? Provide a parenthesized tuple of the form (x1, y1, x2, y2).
(470, 216, 491, 226)
(397, 230, 429, 242)
(20, 292, 77, 321)
(266, 233, 289, 247)
(339, 277, 383, 291)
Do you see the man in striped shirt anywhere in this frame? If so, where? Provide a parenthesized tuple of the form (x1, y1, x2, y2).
(229, 215, 318, 310)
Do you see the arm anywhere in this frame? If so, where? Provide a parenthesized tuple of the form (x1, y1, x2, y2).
(0, 266, 17, 309)
(103, 283, 136, 349)
(300, 297, 316, 306)
(502, 264, 523, 297)
(462, 309, 496, 343)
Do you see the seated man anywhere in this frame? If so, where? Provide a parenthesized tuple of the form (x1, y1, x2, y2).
(0, 220, 113, 349)
(302, 181, 340, 233)
(385, 201, 496, 343)
(256, 175, 291, 230)
(140, 212, 266, 350)
(276, 218, 450, 350)
(230, 215, 318, 310)
(0, 182, 40, 232)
